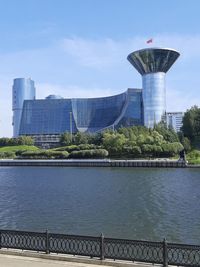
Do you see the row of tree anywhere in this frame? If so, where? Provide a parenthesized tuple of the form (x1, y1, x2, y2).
(1, 105, 198, 159)
(59, 125, 185, 158)
(0, 136, 34, 146)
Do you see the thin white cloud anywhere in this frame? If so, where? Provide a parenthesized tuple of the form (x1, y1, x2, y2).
(61, 36, 146, 68)
(154, 34, 200, 60)
(61, 34, 200, 68)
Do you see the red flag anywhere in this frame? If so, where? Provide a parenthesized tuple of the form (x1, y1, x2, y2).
(146, 38, 153, 44)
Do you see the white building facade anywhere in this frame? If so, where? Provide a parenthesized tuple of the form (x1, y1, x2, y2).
(166, 112, 184, 132)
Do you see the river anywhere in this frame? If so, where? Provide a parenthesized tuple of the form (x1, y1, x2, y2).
(0, 167, 199, 244)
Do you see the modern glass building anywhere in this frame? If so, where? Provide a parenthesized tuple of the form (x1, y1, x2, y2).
(12, 78, 36, 137)
(18, 88, 143, 137)
(127, 48, 180, 128)
(13, 47, 180, 141)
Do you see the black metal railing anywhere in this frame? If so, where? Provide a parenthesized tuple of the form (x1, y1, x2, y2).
(0, 229, 200, 267)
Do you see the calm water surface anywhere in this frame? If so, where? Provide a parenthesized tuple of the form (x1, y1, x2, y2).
(0, 167, 199, 244)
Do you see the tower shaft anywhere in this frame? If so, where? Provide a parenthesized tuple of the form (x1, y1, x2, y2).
(142, 72, 166, 127)
(12, 78, 36, 137)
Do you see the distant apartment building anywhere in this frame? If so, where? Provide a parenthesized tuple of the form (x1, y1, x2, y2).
(166, 112, 184, 132)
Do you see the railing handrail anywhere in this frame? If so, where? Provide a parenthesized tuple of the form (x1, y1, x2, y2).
(0, 229, 200, 267)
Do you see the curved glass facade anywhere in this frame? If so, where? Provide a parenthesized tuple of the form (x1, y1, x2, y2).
(19, 89, 143, 135)
(71, 93, 126, 132)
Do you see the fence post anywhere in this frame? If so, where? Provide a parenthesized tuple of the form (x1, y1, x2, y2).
(100, 233, 105, 260)
(45, 230, 49, 254)
(163, 238, 168, 267)
(0, 231, 1, 249)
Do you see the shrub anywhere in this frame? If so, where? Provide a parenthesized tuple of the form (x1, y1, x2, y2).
(122, 146, 142, 158)
(53, 144, 98, 152)
(161, 142, 183, 157)
(69, 149, 108, 159)
(0, 151, 16, 159)
(141, 144, 163, 157)
(78, 144, 97, 150)
(141, 144, 154, 155)
(187, 150, 200, 159)
(53, 145, 79, 152)
(19, 150, 69, 159)
(186, 150, 200, 164)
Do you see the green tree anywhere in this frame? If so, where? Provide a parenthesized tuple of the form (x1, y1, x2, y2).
(0, 136, 34, 146)
(102, 132, 127, 155)
(182, 137, 192, 152)
(154, 123, 179, 142)
(122, 146, 141, 158)
(161, 142, 183, 157)
(181, 106, 200, 141)
(88, 133, 103, 145)
(16, 136, 34, 145)
(60, 132, 72, 146)
(178, 132, 191, 152)
(73, 132, 89, 145)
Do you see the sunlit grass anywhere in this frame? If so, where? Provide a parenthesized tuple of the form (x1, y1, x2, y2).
(0, 145, 39, 152)
(187, 149, 200, 165)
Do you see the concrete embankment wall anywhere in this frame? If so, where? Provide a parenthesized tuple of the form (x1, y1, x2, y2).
(0, 159, 188, 167)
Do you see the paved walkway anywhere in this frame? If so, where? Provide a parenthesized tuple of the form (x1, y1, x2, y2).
(0, 252, 149, 267)
(0, 253, 103, 267)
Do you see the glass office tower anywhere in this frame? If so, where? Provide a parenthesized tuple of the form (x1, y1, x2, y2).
(127, 48, 180, 128)
(12, 78, 35, 137)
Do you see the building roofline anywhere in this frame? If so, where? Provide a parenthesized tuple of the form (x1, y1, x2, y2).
(129, 47, 180, 55)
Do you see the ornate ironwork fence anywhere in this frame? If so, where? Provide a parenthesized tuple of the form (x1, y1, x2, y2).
(0, 229, 200, 267)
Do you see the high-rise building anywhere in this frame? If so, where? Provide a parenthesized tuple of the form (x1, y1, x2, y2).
(127, 48, 180, 128)
(166, 112, 184, 132)
(12, 78, 36, 137)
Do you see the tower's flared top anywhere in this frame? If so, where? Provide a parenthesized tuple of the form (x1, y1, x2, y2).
(127, 48, 180, 75)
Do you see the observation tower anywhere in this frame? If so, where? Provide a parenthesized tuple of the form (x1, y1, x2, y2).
(127, 48, 180, 128)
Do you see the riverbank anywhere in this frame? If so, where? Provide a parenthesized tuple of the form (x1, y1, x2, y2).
(0, 159, 190, 167)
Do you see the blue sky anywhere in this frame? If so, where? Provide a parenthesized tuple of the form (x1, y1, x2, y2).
(0, 0, 200, 136)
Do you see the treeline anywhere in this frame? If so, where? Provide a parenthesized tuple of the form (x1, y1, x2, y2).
(0, 136, 34, 146)
(1, 117, 197, 159)
(59, 124, 185, 158)
(18, 147, 108, 159)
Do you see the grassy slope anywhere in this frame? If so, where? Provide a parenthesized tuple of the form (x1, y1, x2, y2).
(187, 158, 200, 164)
(0, 145, 39, 152)
(186, 149, 200, 165)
